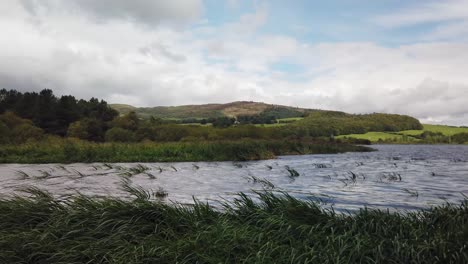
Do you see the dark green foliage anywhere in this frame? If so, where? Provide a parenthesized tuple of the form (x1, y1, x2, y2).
(111, 111, 140, 131)
(415, 131, 449, 143)
(419, 131, 445, 139)
(0, 111, 31, 128)
(261, 105, 305, 119)
(403, 131, 468, 144)
(290, 112, 423, 137)
(0, 190, 466, 263)
(338, 137, 372, 145)
(211, 116, 236, 128)
(0, 89, 118, 137)
(11, 123, 44, 143)
(235, 106, 301, 125)
(452, 132, 468, 144)
(237, 114, 276, 124)
(0, 121, 9, 144)
(67, 118, 106, 141)
(105, 127, 137, 142)
(0, 112, 44, 143)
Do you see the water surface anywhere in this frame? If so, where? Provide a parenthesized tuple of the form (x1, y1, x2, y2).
(1, 145, 467, 211)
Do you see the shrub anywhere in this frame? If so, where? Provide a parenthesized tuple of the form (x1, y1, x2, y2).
(105, 127, 137, 142)
(11, 124, 44, 143)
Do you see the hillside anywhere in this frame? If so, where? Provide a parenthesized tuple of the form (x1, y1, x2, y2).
(110, 101, 309, 119)
(287, 111, 423, 137)
(110, 104, 137, 115)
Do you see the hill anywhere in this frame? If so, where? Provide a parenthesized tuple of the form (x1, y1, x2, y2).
(110, 104, 137, 115)
(110, 101, 309, 120)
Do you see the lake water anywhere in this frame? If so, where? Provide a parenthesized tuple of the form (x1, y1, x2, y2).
(1, 145, 467, 212)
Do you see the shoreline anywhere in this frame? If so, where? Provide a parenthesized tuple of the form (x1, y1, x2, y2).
(0, 140, 373, 164)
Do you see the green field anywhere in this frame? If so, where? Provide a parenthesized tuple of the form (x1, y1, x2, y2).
(337, 132, 419, 142)
(277, 117, 304, 122)
(400, 124, 468, 136)
(339, 124, 468, 143)
(254, 123, 287, 127)
(180, 123, 212, 126)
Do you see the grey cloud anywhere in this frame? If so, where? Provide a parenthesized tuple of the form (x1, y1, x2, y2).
(1, 2, 468, 126)
(20, 0, 203, 26)
(140, 44, 186, 62)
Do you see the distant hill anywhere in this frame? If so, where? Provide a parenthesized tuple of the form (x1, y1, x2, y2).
(110, 104, 137, 114)
(110, 101, 311, 120)
(110, 101, 424, 136)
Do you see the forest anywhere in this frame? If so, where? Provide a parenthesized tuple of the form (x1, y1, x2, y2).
(0, 89, 426, 145)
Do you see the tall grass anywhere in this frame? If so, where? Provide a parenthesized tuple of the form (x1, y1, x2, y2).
(0, 189, 466, 263)
(0, 138, 373, 163)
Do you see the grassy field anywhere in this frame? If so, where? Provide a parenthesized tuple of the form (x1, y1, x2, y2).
(0, 139, 372, 163)
(253, 117, 305, 127)
(180, 123, 212, 126)
(339, 124, 468, 143)
(277, 117, 304, 122)
(337, 132, 420, 142)
(400, 124, 468, 136)
(254, 123, 287, 127)
(0, 189, 466, 263)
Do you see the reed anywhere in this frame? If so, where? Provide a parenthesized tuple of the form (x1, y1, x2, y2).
(0, 189, 465, 263)
(285, 165, 300, 178)
(0, 138, 373, 163)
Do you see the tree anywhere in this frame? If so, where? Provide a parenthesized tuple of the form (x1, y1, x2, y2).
(0, 89, 118, 137)
(0, 111, 31, 128)
(0, 121, 9, 144)
(67, 120, 89, 140)
(11, 124, 44, 143)
(111, 111, 140, 131)
(67, 118, 105, 141)
(105, 127, 136, 142)
(212, 117, 235, 128)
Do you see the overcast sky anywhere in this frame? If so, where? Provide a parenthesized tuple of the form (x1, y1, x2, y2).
(1, 0, 468, 125)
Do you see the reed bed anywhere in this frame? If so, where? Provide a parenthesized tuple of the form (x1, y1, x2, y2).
(0, 139, 372, 163)
(0, 189, 466, 263)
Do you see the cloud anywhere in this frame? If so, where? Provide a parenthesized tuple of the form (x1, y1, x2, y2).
(374, 0, 468, 41)
(0, 1, 467, 125)
(375, 0, 468, 27)
(19, 0, 203, 26)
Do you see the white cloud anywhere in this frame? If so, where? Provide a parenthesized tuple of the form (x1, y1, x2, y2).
(0, 1, 467, 125)
(19, 0, 203, 26)
(375, 0, 468, 27)
(375, 0, 468, 41)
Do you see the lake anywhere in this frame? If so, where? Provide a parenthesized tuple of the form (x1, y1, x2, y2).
(1, 145, 467, 212)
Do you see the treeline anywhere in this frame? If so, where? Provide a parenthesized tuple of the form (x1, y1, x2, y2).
(237, 114, 276, 124)
(96, 112, 279, 143)
(289, 111, 423, 137)
(260, 106, 305, 119)
(0, 89, 282, 144)
(0, 89, 117, 137)
(0, 89, 295, 144)
(385, 131, 468, 144)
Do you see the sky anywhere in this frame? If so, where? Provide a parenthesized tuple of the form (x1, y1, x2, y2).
(1, 0, 468, 125)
